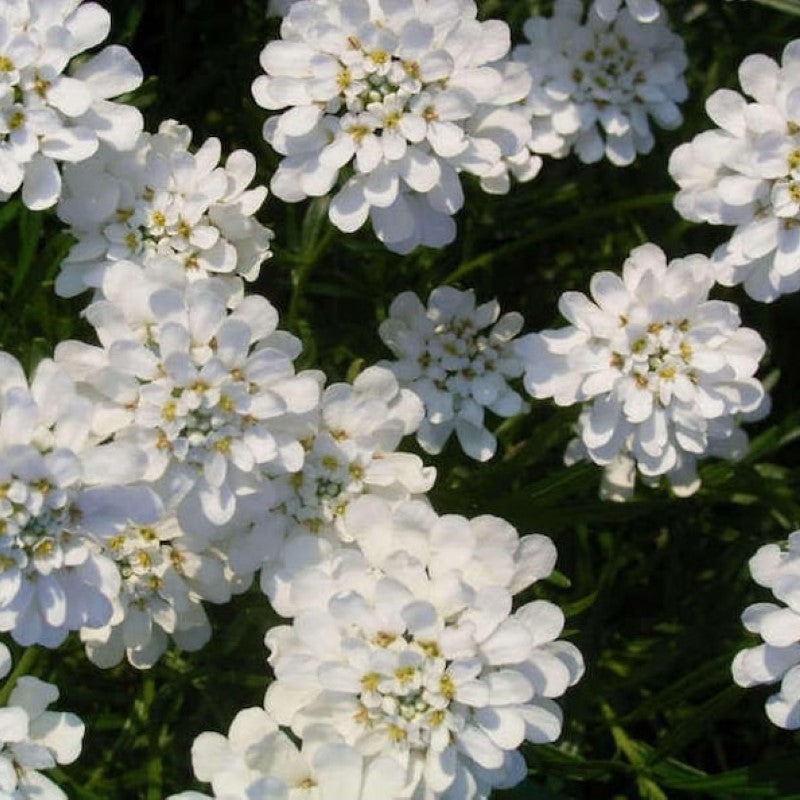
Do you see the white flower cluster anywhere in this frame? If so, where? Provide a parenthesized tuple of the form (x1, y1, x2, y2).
(262, 365, 435, 611)
(167, 707, 415, 800)
(733, 532, 800, 730)
(56, 261, 320, 542)
(0, 643, 85, 800)
(0, 0, 143, 209)
(514, 0, 687, 167)
(55, 119, 274, 299)
(46, 257, 325, 667)
(378, 288, 526, 462)
(516, 244, 767, 500)
(165, 493, 581, 800)
(262, 497, 582, 800)
(78, 514, 234, 670)
(252, 0, 536, 252)
(670, 39, 800, 302)
(0, 352, 160, 647)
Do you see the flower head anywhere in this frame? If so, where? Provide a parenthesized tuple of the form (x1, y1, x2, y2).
(517, 243, 767, 499)
(265, 496, 582, 800)
(80, 512, 234, 669)
(252, 0, 535, 251)
(733, 532, 800, 730)
(515, 0, 687, 166)
(167, 707, 415, 800)
(379, 287, 525, 461)
(0, 0, 143, 209)
(55, 119, 273, 298)
(670, 39, 800, 301)
(270, 366, 432, 538)
(0, 352, 159, 647)
(0, 656, 85, 799)
(55, 262, 321, 544)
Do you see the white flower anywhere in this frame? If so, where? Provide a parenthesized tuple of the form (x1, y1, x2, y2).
(591, 0, 662, 23)
(55, 263, 321, 544)
(261, 365, 434, 614)
(0, 352, 160, 647)
(79, 512, 234, 670)
(516, 243, 767, 500)
(379, 287, 525, 462)
(515, 0, 687, 167)
(0, 0, 143, 209)
(252, 0, 535, 252)
(0, 643, 10, 679)
(732, 532, 800, 729)
(55, 119, 273, 298)
(271, 366, 432, 538)
(670, 39, 800, 302)
(265, 496, 582, 800)
(0, 668, 85, 800)
(166, 707, 415, 800)
(342, 495, 559, 598)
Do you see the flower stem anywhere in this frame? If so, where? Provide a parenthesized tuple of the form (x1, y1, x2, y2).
(0, 645, 42, 706)
(444, 192, 675, 285)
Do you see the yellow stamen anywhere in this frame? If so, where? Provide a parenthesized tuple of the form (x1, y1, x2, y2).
(361, 672, 381, 692)
(372, 631, 396, 648)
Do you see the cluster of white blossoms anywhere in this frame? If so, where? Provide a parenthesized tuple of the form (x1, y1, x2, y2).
(168, 707, 416, 800)
(0, 642, 85, 799)
(514, 0, 687, 167)
(252, 0, 536, 252)
(670, 39, 800, 302)
(733, 532, 800, 730)
(55, 261, 321, 543)
(516, 244, 767, 500)
(55, 120, 274, 299)
(42, 256, 326, 668)
(3, 0, 794, 795)
(0, 352, 161, 647)
(261, 366, 435, 611)
(378, 288, 526, 462)
(261, 495, 583, 800)
(0, 0, 143, 209)
(79, 514, 234, 670)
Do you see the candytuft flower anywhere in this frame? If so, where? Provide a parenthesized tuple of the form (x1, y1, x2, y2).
(517, 244, 767, 500)
(56, 120, 273, 298)
(265, 496, 582, 800)
(670, 39, 800, 302)
(166, 707, 414, 800)
(378, 287, 525, 461)
(515, 0, 687, 167)
(733, 532, 800, 730)
(80, 513, 234, 669)
(0, 648, 85, 800)
(0, 352, 160, 647)
(252, 0, 535, 252)
(54, 262, 321, 544)
(0, 0, 143, 209)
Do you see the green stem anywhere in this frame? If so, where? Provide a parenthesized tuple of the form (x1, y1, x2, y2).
(286, 256, 317, 333)
(285, 224, 335, 332)
(444, 192, 676, 285)
(0, 645, 42, 706)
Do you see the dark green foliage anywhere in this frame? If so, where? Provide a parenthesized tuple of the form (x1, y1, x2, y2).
(2, 1, 800, 797)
